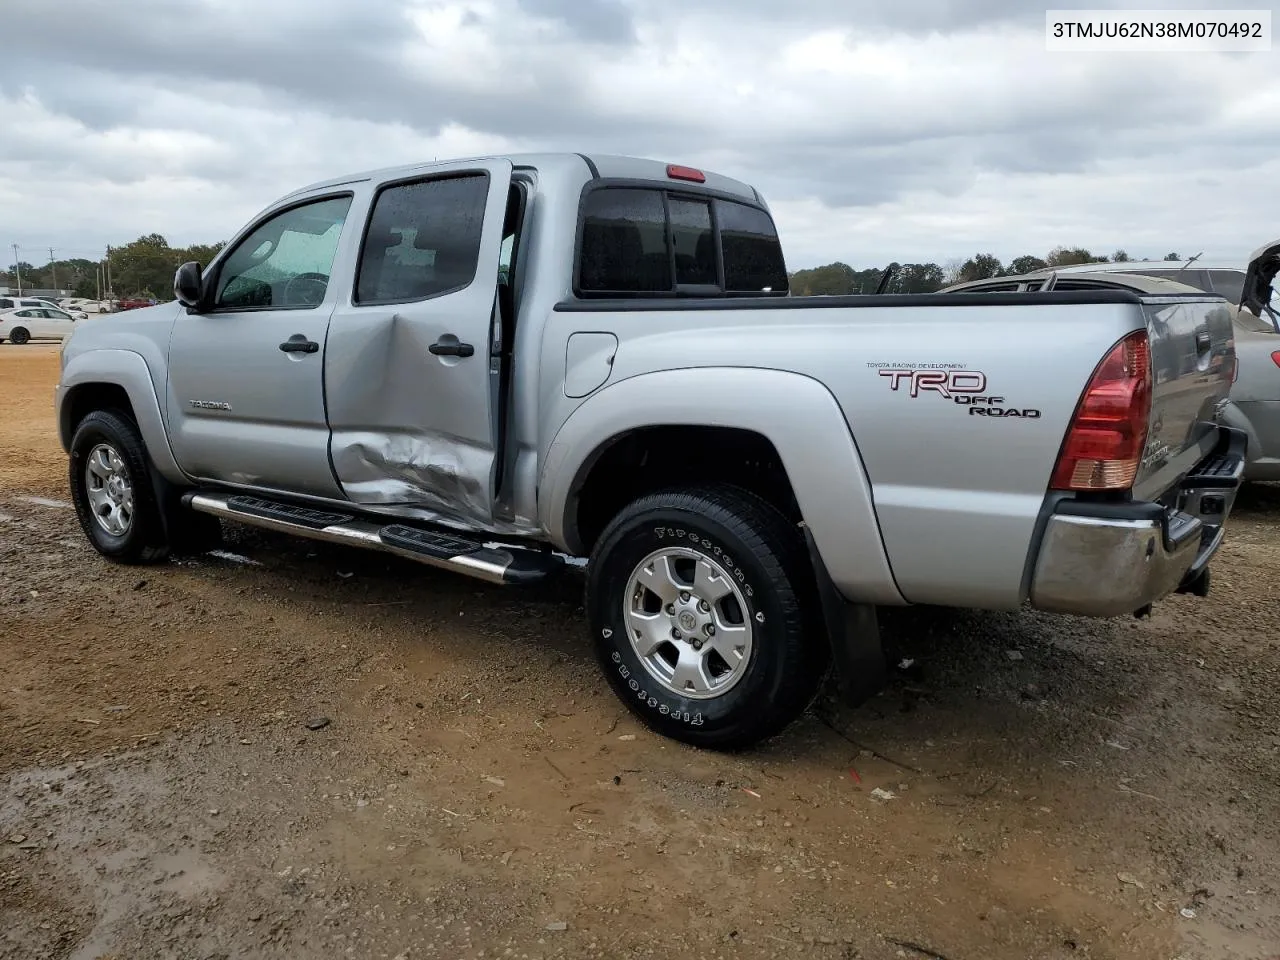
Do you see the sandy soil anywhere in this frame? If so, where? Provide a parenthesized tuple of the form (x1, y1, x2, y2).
(2, 344, 1279, 960)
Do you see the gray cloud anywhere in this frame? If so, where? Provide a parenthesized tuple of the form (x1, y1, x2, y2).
(1, 0, 1277, 270)
(517, 0, 635, 43)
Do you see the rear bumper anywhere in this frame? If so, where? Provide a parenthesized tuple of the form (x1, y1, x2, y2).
(1029, 426, 1247, 617)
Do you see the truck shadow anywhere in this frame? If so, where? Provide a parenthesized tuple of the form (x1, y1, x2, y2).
(216, 522, 1150, 769)
(1234, 480, 1280, 516)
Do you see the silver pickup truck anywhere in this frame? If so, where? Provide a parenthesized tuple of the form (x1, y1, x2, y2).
(55, 152, 1247, 748)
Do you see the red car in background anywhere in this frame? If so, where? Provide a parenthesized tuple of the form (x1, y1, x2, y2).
(115, 298, 157, 311)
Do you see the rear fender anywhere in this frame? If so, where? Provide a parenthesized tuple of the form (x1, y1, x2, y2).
(538, 367, 904, 605)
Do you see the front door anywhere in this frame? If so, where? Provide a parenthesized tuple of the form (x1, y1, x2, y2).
(324, 160, 513, 526)
(166, 192, 360, 498)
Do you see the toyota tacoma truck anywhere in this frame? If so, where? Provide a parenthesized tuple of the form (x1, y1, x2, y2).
(54, 152, 1246, 749)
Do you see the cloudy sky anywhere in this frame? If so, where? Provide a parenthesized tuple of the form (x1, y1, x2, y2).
(2, 0, 1277, 271)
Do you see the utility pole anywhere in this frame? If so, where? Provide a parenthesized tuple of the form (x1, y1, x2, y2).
(49, 248, 57, 293)
(104, 246, 112, 300)
(12, 244, 21, 294)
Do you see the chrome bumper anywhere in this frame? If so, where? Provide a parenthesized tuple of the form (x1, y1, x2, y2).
(1030, 426, 1247, 617)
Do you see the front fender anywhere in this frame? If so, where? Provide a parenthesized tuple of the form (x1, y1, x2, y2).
(57, 348, 187, 484)
(538, 367, 904, 605)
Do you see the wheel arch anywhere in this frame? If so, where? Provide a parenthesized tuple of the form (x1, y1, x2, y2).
(58, 349, 187, 484)
(538, 367, 904, 605)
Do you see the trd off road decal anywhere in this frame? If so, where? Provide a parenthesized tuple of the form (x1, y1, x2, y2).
(868, 362, 1041, 419)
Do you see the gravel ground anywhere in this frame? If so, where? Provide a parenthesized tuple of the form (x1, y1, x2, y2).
(2, 345, 1279, 960)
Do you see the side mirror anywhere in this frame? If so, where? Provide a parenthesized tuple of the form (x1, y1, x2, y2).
(174, 261, 204, 309)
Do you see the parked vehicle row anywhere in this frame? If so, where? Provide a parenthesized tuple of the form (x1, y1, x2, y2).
(53, 151, 1246, 749)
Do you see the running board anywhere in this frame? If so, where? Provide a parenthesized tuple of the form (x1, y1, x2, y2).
(184, 492, 562, 585)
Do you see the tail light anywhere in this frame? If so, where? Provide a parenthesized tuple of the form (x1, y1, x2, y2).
(1271, 351, 1280, 369)
(1050, 330, 1152, 491)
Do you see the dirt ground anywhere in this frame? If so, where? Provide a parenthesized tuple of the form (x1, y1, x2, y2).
(2, 344, 1279, 960)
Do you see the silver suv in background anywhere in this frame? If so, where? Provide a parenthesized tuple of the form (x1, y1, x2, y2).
(944, 245, 1280, 481)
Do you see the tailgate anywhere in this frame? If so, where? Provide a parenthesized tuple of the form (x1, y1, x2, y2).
(1133, 296, 1235, 501)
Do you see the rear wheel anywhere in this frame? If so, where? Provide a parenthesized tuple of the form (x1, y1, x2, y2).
(9, 327, 30, 345)
(69, 410, 170, 564)
(587, 485, 825, 750)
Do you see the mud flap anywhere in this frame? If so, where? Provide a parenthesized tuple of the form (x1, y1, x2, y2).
(803, 526, 886, 707)
(149, 467, 221, 555)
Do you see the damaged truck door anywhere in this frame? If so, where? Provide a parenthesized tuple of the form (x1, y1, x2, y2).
(323, 160, 515, 526)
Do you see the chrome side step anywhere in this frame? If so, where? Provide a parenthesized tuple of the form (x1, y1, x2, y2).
(184, 492, 562, 585)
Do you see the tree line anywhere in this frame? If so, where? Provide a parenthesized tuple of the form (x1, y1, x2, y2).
(2, 235, 226, 299)
(4, 233, 1188, 300)
(788, 247, 1186, 296)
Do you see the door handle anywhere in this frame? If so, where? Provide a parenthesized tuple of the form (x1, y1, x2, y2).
(1195, 331, 1211, 352)
(279, 334, 319, 354)
(429, 337, 475, 358)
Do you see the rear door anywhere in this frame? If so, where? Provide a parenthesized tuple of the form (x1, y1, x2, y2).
(324, 159, 513, 526)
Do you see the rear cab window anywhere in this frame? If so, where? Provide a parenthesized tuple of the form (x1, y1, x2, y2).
(575, 185, 788, 298)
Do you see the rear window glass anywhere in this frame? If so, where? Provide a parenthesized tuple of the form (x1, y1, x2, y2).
(1126, 268, 1210, 292)
(576, 187, 788, 297)
(578, 189, 671, 293)
(716, 199, 788, 293)
(669, 198, 716, 286)
(1207, 270, 1246, 304)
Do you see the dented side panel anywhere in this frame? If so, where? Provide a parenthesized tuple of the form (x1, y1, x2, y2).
(324, 159, 514, 527)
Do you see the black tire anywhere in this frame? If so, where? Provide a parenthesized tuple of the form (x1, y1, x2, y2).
(9, 327, 30, 345)
(68, 409, 170, 564)
(587, 485, 826, 750)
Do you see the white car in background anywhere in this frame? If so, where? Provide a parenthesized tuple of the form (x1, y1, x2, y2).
(0, 295, 60, 312)
(0, 305, 86, 344)
(60, 297, 108, 314)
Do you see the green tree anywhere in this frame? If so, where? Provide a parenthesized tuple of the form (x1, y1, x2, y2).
(897, 262, 945, 293)
(1046, 247, 1105, 267)
(1111, 249, 1131, 262)
(958, 253, 1003, 283)
(105, 236, 227, 298)
(1163, 252, 1180, 261)
(1007, 255, 1047, 274)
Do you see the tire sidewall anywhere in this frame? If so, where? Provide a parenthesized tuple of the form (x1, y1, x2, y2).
(588, 503, 801, 743)
(69, 414, 155, 559)
(10, 328, 29, 345)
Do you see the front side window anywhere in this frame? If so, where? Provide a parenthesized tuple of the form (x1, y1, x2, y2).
(355, 174, 489, 304)
(215, 195, 353, 310)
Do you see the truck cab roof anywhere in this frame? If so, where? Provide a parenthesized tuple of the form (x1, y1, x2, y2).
(283, 152, 762, 205)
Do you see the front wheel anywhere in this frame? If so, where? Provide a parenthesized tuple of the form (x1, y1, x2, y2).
(587, 485, 825, 750)
(9, 327, 30, 345)
(69, 410, 171, 564)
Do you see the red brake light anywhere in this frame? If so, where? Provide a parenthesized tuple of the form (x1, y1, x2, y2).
(1050, 330, 1152, 491)
(1272, 351, 1280, 369)
(666, 164, 706, 183)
